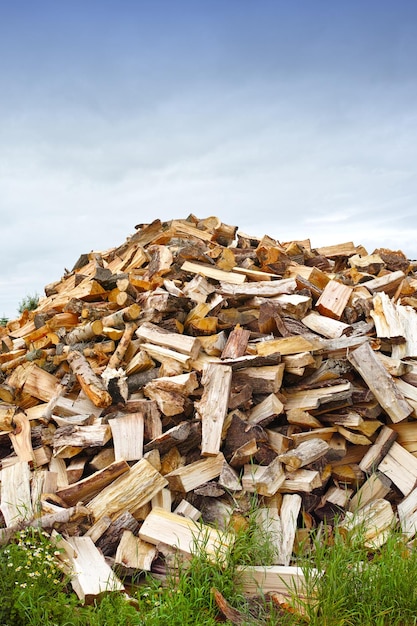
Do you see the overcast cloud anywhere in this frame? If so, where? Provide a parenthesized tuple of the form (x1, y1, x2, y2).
(1, 0, 417, 319)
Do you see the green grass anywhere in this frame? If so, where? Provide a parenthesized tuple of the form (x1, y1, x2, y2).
(2, 511, 417, 625)
(295, 525, 417, 626)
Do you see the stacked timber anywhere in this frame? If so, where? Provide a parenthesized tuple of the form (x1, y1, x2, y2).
(1, 215, 417, 604)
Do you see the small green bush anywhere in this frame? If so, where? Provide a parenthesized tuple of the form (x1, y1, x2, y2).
(17, 293, 39, 314)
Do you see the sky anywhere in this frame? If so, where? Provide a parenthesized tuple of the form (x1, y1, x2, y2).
(1, 0, 417, 320)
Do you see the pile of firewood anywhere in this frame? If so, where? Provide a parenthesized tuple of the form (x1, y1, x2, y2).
(1, 215, 417, 604)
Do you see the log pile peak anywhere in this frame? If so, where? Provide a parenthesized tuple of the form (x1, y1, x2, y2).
(2, 214, 417, 601)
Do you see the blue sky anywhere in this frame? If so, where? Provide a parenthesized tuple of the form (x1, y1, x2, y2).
(1, 1, 417, 319)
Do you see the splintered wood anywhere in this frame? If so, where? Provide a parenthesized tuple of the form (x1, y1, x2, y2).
(1, 215, 417, 602)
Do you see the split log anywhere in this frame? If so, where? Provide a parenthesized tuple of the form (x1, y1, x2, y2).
(315, 280, 353, 320)
(237, 564, 319, 598)
(0, 503, 90, 545)
(241, 457, 285, 497)
(279, 438, 330, 471)
(105, 321, 137, 370)
(87, 458, 168, 521)
(340, 498, 395, 548)
(9, 412, 35, 463)
(361, 270, 405, 295)
(233, 364, 285, 395)
(347, 341, 413, 423)
(181, 260, 246, 284)
(256, 335, 318, 357)
(139, 507, 234, 564)
(109, 412, 144, 461)
(378, 441, 417, 496)
(0, 461, 33, 526)
(66, 320, 103, 345)
(349, 473, 392, 513)
(144, 421, 190, 456)
(114, 531, 157, 573)
(398, 487, 417, 538)
(65, 535, 124, 603)
(0, 404, 17, 432)
(281, 469, 322, 493)
(358, 426, 397, 473)
(196, 363, 232, 456)
(22, 363, 61, 402)
(136, 321, 201, 359)
(95, 510, 141, 556)
(56, 459, 130, 506)
(220, 325, 250, 359)
(67, 350, 113, 408)
(302, 312, 351, 338)
(219, 278, 297, 298)
(247, 393, 284, 426)
(165, 453, 224, 493)
(53, 423, 112, 452)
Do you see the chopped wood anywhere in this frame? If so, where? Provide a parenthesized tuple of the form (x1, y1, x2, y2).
(0, 461, 33, 526)
(65, 535, 125, 603)
(302, 311, 351, 338)
(136, 321, 201, 359)
(237, 564, 319, 598)
(114, 530, 157, 573)
(349, 472, 392, 513)
(56, 459, 130, 506)
(109, 412, 144, 461)
(242, 457, 285, 497)
(165, 453, 224, 493)
(67, 350, 113, 408)
(340, 498, 395, 548)
(358, 426, 397, 473)
(347, 341, 413, 423)
(279, 438, 330, 470)
(361, 270, 405, 295)
(2, 214, 417, 600)
(87, 457, 168, 521)
(378, 441, 417, 496)
(197, 363, 233, 456)
(139, 507, 234, 563)
(181, 260, 246, 284)
(316, 279, 353, 320)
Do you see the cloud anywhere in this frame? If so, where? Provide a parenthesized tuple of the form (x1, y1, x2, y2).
(2, 3, 417, 318)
